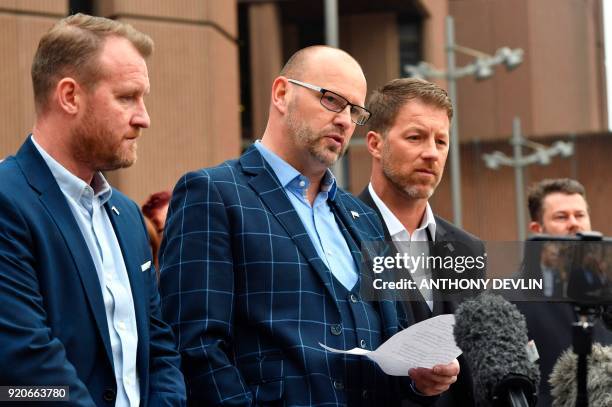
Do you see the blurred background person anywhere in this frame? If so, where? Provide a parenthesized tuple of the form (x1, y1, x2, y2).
(141, 190, 171, 270)
(516, 178, 612, 406)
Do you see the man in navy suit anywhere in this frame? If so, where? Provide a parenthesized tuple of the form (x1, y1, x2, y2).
(357, 78, 485, 406)
(159, 46, 459, 406)
(0, 14, 185, 406)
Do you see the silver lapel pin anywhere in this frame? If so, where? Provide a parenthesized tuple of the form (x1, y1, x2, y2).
(350, 210, 360, 219)
(112, 206, 120, 215)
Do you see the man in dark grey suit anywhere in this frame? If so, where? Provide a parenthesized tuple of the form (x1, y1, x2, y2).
(359, 78, 485, 406)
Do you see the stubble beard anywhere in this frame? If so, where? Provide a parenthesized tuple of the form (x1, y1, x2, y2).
(381, 142, 438, 200)
(71, 104, 139, 173)
(286, 107, 347, 168)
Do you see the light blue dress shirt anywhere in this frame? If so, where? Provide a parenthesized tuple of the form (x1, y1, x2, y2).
(32, 136, 140, 407)
(254, 141, 359, 290)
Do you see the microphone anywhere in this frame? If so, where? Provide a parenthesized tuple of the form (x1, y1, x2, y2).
(454, 293, 540, 407)
(549, 343, 612, 407)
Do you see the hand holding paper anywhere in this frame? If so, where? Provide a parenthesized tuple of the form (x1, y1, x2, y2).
(320, 314, 461, 376)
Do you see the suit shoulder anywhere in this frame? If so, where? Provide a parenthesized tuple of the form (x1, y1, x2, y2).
(176, 158, 242, 185)
(0, 156, 22, 183)
(0, 157, 30, 199)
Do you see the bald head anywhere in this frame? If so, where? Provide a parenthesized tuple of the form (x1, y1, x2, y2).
(280, 46, 364, 83)
(262, 46, 367, 178)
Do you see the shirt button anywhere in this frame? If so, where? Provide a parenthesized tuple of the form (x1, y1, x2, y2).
(330, 324, 342, 336)
(118, 321, 126, 331)
(349, 293, 358, 303)
(333, 380, 344, 391)
(360, 339, 367, 349)
(124, 376, 131, 386)
(103, 388, 116, 402)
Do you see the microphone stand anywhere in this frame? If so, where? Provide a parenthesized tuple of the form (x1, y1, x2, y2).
(529, 232, 612, 407)
(572, 308, 594, 407)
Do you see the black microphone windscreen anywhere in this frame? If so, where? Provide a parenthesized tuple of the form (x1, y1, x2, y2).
(454, 293, 540, 406)
(549, 343, 612, 407)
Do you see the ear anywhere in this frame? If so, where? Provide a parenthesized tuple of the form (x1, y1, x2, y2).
(366, 130, 383, 159)
(528, 221, 543, 234)
(270, 76, 290, 115)
(55, 77, 82, 115)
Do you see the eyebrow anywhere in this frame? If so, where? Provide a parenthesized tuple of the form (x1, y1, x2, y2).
(400, 125, 449, 136)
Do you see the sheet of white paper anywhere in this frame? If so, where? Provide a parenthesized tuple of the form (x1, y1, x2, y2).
(319, 314, 462, 376)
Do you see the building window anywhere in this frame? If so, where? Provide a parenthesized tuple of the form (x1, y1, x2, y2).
(398, 15, 422, 76)
(69, 0, 94, 15)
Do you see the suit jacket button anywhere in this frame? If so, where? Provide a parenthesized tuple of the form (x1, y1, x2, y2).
(330, 324, 342, 336)
(333, 380, 344, 390)
(103, 388, 116, 402)
(349, 293, 359, 303)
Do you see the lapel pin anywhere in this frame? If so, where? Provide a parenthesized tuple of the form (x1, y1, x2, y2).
(112, 206, 120, 215)
(350, 210, 360, 219)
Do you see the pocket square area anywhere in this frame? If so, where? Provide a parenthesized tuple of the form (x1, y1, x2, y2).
(140, 261, 152, 272)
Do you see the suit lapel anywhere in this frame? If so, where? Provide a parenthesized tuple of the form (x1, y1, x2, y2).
(16, 137, 113, 364)
(104, 198, 148, 387)
(329, 197, 364, 277)
(358, 188, 432, 320)
(432, 218, 457, 315)
(240, 147, 336, 298)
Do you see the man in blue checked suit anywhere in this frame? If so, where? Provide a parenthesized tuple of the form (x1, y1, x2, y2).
(0, 14, 185, 406)
(160, 46, 459, 406)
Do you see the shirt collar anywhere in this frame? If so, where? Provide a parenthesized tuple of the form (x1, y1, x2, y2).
(31, 135, 112, 206)
(368, 182, 436, 240)
(254, 140, 337, 200)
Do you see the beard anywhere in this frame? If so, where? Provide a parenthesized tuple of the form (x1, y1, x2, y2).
(381, 141, 441, 200)
(286, 103, 348, 167)
(70, 103, 140, 173)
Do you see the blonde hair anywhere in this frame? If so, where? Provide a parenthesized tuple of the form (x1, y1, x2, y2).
(367, 78, 453, 136)
(31, 13, 153, 112)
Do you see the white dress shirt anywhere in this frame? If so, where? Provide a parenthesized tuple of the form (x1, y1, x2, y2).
(368, 183, 437, 311)
(32, 136, 140, 407)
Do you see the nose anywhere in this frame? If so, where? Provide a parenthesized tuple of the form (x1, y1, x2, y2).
(132, 99, 151, 129)
(332, 105, 353, 130)
(567, 215, 580, 231)
(421, 137, 440, 160)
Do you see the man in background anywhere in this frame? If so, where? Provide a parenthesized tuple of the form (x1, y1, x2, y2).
(359, 77, 483, 406)
(0, 14, 185, 405)
(517, 178, 612, 406)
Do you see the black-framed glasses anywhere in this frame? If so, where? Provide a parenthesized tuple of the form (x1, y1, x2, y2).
(287, 79, 371, 126)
